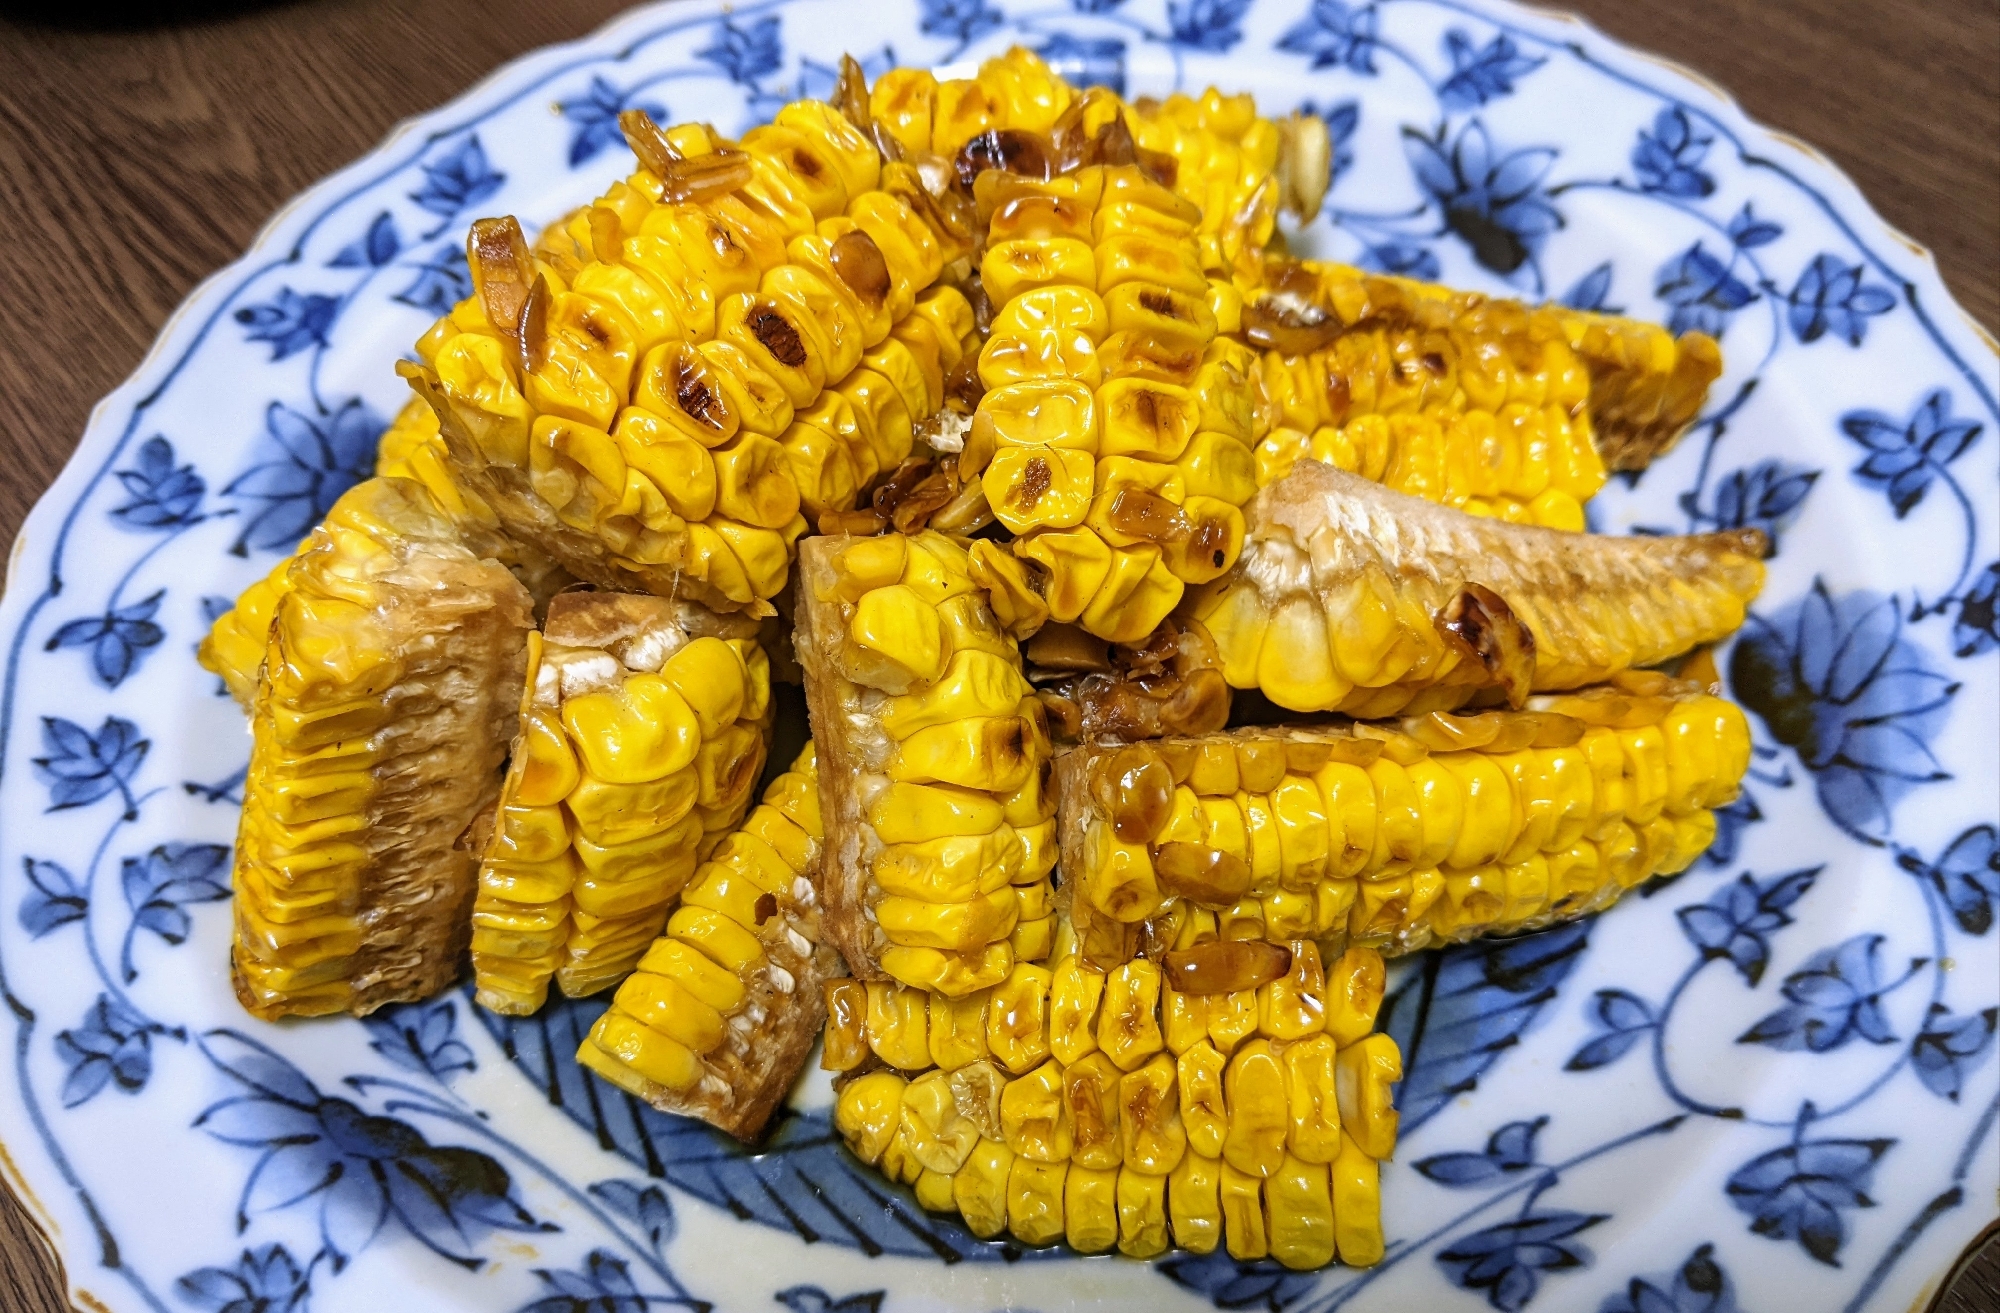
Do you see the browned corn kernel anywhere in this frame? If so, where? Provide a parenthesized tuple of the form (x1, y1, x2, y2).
(577, 745, 840, 1141)
(829, 918, 1398, 1269)
(1194, 459, 1765, 715)
(794, 533, 1054, 994)
(472, 591, 771, 1015)
(1054, 691, 1752, 965)
(1027, 617, 1233, 745)
(230, 478, 534, 1020)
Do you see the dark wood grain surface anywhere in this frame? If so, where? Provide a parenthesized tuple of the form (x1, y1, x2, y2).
(0, 1, 1994, 1309)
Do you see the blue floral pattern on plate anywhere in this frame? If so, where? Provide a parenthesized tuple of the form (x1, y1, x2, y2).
(0, 2, 1992, 1310)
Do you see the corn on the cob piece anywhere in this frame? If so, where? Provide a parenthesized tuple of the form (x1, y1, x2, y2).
(1053, 673, 1749, 968)
(577, 744, 840, 1140)
(1192, 459, 1766, 716)
(1243, 261, 1722, 514)
(470, 590, 771, 1015)
(794, 532, 1056, 996)
(400, 97, 980, 613)
(200, 400, 572, 707)
(958, 163, 1260, 643)
(231, 478, 535, 1019)
(826, 920, 1399, 1268)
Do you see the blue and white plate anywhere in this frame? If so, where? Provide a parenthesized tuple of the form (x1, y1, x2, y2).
(2, 2, 1994, 1310)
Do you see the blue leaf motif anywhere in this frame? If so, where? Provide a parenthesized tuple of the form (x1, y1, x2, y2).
(1839, 388, 1982, 518)
(54, 994, 154, 1108)
(111, 436, 206, 528)
(121, 842, 232, 978)
(329, 212, 401, 268)
(1730, 581, 1958, 840)
(1788, 254, 1896, 346)
(1070, 0, 1126, 10)
(1898, 824, 1999, 936)
(1438, 30, 1544, 110)
(409, 135, 505, 219)
(1726, 1133, 1890, 1265)
(1726, 203, 1782, 249)
(1655, 242, 1757, 338)
(234, 288, 339, 362)
(1633, 106, 1714, 198)
(1404, 120, 1560, 277)
(1703, 789, 1764, 868)
(1437, 1211, 1607, 1312)
(1381, 920, 1590, 1130)
(361, 997, 476, 1082)
(1562, 262, 1618, 314)
(1600, 1242, 1739, 1313)
(1415, 1116, 1546, 1186)
(1037, 33, 1127, 95)
(1675, 867, 1820, 985)
(1310, 99, 1361, 187)
(698, 15, 784, 84)
(1738, 934, 1915, 1052)
(46, 589, 166, 687)
(516, 1249, 686, 1313)
(918, 0, 1003, 46)
(1169, 0, 1254, 52)
(32, 715, 147, 815)
(1157, 1247, 1323, 1309)
(558, 76, 669, 168)
(1910, 1002, 1997, 1101)
(176, 1243, 311, 1313)
(1953, 562, 1998, 657)
(1359, 241, 1442, 281)
(225, 398, 382, 555)
(1277, 1, 1379, 72)
(590, 1179, 676, 1257)
(1566, 989, 1656, 1071)
(395, 243, 473, 317)
(19, 858, 87, 937)
(196, 1029, 546, 1271)
(1690, 460, 1819, 547)
(774, 1287, 886, 1313)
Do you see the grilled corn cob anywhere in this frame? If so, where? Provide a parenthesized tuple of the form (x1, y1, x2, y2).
(231, 477, 535, 1019)
(200, 400, 571, 707)
(1192, 460, 1766, 715)
(1243, 261, 1723, 520)
(825, 920, 1399, 1268)
(794, 532, 1057, 996)
(577, 744, 840, 1140)
(960, 163, 1260, 642)
(1053, 672, 1749, 967)
(401, 98, 982, 613)
(470, 590, 771, 1015)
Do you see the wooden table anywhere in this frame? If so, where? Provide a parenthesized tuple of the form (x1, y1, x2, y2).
(0, 1, 1994, 1309)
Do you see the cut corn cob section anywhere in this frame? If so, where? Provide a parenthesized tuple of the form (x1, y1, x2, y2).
(200, 399, 571, 707)
(400, 98, 980, 613)
(826, 921, 1399, 1268)
(231, 477, 534, 1019)
(1192, 459, 1766, 715)
(471, 590, 772, 1015)
(794, 532, 1056, 996)
(962, 162, 1260, 642)
(1053, 672, 1750, 968)
(577, 744, 840, 1141)
(1243, 260, 1722, 507)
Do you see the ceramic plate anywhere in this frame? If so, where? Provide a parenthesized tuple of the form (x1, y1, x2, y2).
(2, 2, 1994, 1310)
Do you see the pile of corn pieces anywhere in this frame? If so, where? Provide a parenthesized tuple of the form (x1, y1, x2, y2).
(200, 48, 1767, 1273)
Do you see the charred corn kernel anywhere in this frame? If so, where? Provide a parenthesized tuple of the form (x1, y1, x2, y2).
(1061, 699, 1748, 962)
(473, 592, 769, 1015)
(1332, 1133, 1385, 1266)
(831, 917, 1398, 1266)
(989, 963, 1055, 1074)
(229, 480, 534, 1020)
(402, 94, 975, 613)
(1196, 461, 1764, 715)
(1099, 960, 1167, 1071)
(798, 534, 1054, 989)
